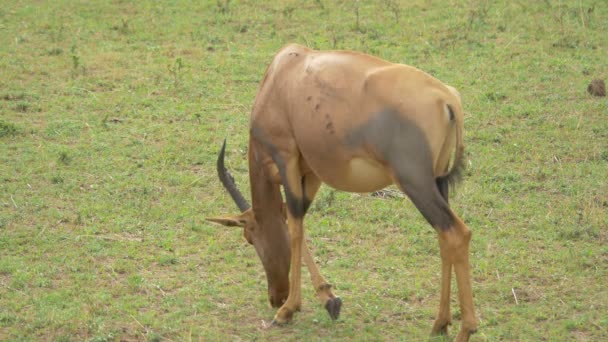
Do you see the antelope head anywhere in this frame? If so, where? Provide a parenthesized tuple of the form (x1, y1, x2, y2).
(207, 140, 291, 308)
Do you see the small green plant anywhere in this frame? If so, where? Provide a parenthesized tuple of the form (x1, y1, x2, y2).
(71, 45, 79, 69)
(51, 175, 64, 184)
(158, 254, 178, 266)
(49, 24, 65, 42)
(283, 5, 295, 19)
(467, 1, 490, 30)
(0, 120, 19, 137)
(331, 30, 341, 49)
(216, 0, 230, 14)
(384, 0, 400, 22)
(111, 18, 129, 34)
(353, 2, 361, 32)
(46, 47, 63, 56)
(14, 101, 30, 112)
(58, 151, 71, 165)
(168, 57, 184, 87)
(69, 44, 85, 77)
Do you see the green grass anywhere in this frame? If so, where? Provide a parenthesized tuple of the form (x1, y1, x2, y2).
(1, 0, 607, 340)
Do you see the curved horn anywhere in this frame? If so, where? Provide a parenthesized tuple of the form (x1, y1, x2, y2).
(217, 139, 251, 212)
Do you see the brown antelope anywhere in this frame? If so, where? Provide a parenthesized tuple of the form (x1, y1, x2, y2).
(208, 44, 478, 341)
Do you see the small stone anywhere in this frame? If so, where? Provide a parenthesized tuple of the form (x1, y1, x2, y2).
(587, 79, 606, 97)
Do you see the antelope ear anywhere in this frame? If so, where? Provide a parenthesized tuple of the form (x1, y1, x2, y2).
(206, 216, 246, 227)
(206, 209, 254, 227)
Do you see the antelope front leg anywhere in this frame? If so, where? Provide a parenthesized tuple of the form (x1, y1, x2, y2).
(302, 238, 342, 320)
(272, 158, 307, 325)
(272, 213, 304, 324)
(298, 175, 342, 320)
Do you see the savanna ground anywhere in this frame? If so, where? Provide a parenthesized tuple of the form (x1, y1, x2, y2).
(1, 0, 607, 341)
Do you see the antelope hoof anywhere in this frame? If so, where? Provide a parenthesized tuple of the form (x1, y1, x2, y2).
(272, 306, 296, 326)
(270, 316, 291, 327)
(430, 319, 451, 336)
(269, 319, 284, 327)
(454, 328, 477, 342)
(325, 297, 342, 320)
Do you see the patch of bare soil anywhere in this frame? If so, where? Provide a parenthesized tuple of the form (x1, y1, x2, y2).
(587, 79, 606, 97)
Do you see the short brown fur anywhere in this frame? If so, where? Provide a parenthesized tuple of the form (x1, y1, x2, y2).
(209, 44, 478, 341)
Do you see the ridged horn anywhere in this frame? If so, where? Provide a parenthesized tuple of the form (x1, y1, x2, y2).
(217, 139, 251, 212)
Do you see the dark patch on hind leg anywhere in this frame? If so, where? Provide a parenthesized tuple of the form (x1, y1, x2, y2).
(399, 180, 454, 231)
(346, 109, 454, 230)
(436, 176, 449, 204)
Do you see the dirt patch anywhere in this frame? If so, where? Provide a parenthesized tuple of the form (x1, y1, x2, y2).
(513, 285, 544, 303)
(587, 79, 606, 97)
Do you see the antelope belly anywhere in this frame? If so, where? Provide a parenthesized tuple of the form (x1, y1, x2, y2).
(336, 158, 392, 193)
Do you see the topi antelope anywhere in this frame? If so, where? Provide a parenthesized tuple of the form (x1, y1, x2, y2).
(208, 44, 478, 341)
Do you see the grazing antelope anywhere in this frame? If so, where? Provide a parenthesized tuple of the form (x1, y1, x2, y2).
(208, 44, 478, 341)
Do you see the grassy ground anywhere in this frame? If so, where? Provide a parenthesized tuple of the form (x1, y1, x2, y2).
(1, 0, 607, 340)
